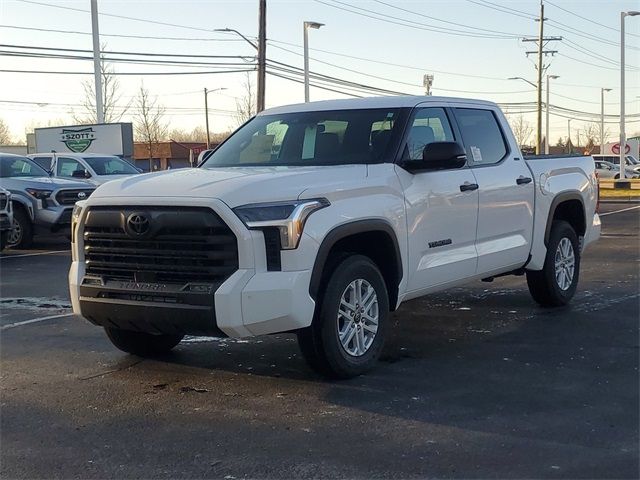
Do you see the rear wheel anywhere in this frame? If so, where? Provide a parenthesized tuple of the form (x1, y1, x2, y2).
(7, 208, 33, 249)
(105, 328, 184, 356)
(297, 255, 389, 378)
(526, 220, 580, 307)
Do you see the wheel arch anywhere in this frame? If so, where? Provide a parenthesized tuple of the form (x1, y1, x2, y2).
(309, 219, 403, 311)
(544, 191, 586, 245)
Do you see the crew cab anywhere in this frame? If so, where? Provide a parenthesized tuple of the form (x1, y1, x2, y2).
(69, 96, 600, 378)
(29, 152, 140, 186)
(0, 153, 94, 248)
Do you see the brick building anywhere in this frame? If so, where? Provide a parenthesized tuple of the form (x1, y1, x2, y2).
(133, 141, 214, 171)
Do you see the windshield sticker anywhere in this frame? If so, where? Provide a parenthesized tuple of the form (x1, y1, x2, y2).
(470, 146, 483, 163)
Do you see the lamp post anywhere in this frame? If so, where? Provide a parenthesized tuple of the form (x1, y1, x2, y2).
(545, 74, 559, 154)
(303, 21, 324, 102)
(600, 88, 612, 155)
(567, 118, 572, 154)
(619, 11, 640, 180)
(204, 87, 227, 149)
(508, 76, 539, 152)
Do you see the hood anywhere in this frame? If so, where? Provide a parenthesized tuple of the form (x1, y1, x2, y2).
(88, 174, 135, 186)
(90, 165, 367, 208)
(0, 176, 95, 190)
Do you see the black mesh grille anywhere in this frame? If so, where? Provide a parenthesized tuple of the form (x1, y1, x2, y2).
(83, 207, 238, 284)
(56, 189, 94, 205)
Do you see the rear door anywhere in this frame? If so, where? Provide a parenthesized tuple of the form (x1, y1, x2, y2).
(396, 106, 479, 293)
(452, 106, 534, 275)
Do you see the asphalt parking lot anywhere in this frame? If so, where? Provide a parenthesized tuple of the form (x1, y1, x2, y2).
(1, 203, 638, 479)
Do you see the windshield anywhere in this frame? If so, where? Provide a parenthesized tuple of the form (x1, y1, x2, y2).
(626, 155, 639, 165)
(0, 155, 49, 178)
(201, 108, 405, 168)
(83, 156, 138, 175)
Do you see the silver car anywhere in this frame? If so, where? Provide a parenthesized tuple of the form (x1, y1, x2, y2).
(592, 155, 640, 179)
(0, 153, 94, 248)
(0, 187, 13, 250)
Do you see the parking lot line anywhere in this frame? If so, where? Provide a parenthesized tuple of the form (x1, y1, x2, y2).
(0, 250, 69, 259)
(0, 313, 73, 331)
(599, 205, 640, 217)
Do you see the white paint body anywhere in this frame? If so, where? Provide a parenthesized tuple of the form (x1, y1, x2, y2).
(69, 96, 601, 338)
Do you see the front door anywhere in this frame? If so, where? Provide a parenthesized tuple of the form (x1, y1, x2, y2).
(396, 106, 479, 294)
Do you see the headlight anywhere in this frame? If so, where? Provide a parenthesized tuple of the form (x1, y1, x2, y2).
(25, 188, 52, 200)
(233, 198, 330, 249)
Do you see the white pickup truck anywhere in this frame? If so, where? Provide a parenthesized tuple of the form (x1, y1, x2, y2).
(69, 96, 600, 378)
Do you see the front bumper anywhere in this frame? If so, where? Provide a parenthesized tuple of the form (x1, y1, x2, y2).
(34, 206, 73, 233)
(69, 197, 317, 338)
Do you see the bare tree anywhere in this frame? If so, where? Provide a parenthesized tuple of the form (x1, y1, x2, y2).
(508, 115, 534, 148)
(134, 83, 168, 170)
(74, 45, 130, 124)
(0, 118, 12, 144)
(555, 137, 566, 147)
(168, 126, 208, 143)
(235, 72, 256, 125)
(582, 123, 602, 154)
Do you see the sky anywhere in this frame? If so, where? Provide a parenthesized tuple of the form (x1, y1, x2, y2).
(1, 0, 639, 146)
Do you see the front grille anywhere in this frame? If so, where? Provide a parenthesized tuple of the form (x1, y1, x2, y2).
(56, 189, 94, 205)
(0, 193, 7, 210)
(83, 207, 238, 285)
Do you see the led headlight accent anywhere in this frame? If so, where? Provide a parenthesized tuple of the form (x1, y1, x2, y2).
(25, 188, 52, 200)
(234, 198, 330, 249)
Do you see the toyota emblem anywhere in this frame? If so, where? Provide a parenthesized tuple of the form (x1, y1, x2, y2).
(126, 213, 150, 236)
(77, 192, 86, 199)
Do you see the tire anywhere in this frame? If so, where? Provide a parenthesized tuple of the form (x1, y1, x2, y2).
(7, 208, 33, 249)
(105, 327, 184, 356)
(0, 231, 8, 251)
(297, 255, 389, 379)
(526, 220, 580, 307)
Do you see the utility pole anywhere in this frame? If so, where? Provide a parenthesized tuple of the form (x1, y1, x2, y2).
(204, 88, 210, 149)
(90, 0, 104, 123)
(522, 1, 561, 155)
(567, 118, 572, 153)
(600, 88, 612, 154)
(257, 0, 266, 113)
(423, 74, 434, 96)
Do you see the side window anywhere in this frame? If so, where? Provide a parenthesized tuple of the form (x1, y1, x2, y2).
(455, 108, 508, 166)
(32, 156, 52, 171)
(403, 107, 455, 161)
(57, 157, 83, 177)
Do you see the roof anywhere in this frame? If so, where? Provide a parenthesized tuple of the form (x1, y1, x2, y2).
(260, 95, 498, 115)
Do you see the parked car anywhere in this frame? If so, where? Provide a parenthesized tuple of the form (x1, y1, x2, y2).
(29, 152, 140, 186)
(0, 187, 13, 250)
(0, 153, 94, 248)
(592, 154, 640, 178)
(594, 160, 622, 179)
(69, 96, 600, 378)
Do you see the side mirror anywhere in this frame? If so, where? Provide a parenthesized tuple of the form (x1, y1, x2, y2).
(403, 141, 467, 172)
(72, 169, 91, 179)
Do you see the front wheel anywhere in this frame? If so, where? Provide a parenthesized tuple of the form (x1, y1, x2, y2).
(526, 220, 580, 307)
(105, 328, 184, 356)
(297, 255, 389, 379)
(7, 209, 33, 249)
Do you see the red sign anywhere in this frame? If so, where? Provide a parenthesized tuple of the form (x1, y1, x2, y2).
(611, 143, 631, 155)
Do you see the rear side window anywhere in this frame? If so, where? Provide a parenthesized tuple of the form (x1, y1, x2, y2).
(455, 108, 507, 166)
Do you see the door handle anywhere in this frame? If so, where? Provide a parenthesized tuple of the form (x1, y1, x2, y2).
(516, 176, 533, 185)
(459, 182, 479, 192)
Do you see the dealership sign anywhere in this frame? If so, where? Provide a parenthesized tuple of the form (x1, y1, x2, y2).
(60, 128, 97, 153)
(34, 123, 133, 158)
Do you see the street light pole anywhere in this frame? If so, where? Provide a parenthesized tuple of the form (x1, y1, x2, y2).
(545, 74, 559, 154)
(600, 87, 612, 155)
(620, 11, 640, 181)
(303, 21, 324, 103)
(203, 87, 227, 150)
(90, 0, 104, 123)
(567, 118, 572, 154)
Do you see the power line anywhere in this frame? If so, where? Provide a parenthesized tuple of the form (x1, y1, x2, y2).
(545, 0, 640, 39)
(312, 0, 523, 39)
(464, 0, 536, 20)
(0, 68, 256, 76)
